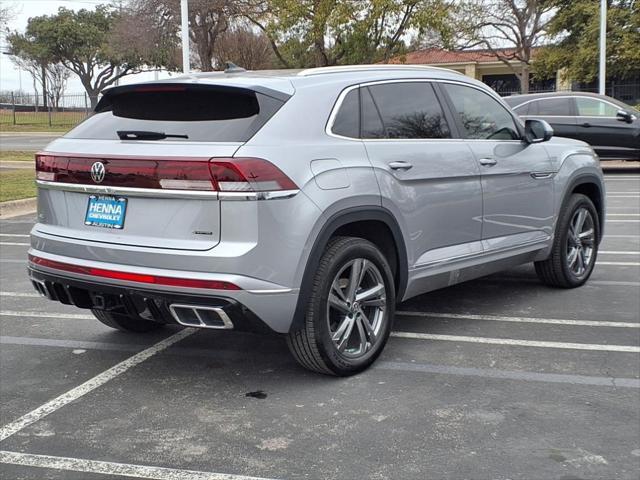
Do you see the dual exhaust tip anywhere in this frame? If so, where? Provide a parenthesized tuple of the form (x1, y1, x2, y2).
(168, 304, 234, 329)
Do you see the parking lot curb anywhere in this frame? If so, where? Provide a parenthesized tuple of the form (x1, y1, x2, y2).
(0, 197, 36, 219)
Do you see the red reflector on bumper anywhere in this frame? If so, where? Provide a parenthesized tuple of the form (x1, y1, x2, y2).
(28, 255, 241, 291)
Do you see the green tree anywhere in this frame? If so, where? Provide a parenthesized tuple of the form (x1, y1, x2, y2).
(534, 0, 640, 83)
(8, 6, 153, 107)
(457, 0, 555, 94)
(247, 0, 460, 68)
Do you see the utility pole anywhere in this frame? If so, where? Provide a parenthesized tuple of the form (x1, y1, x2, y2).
(181, 0, 190, 74)
(598, 0, 607, 95)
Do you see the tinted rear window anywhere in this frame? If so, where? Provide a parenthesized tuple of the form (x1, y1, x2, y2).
(363, 82, 451, 139)
(331, 89, 360, 138)
(532, 98, 572, 116)
(66, 86, 286, 142)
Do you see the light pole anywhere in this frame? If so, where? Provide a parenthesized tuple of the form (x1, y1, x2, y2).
(598, 0, 607, 95)
(181, 0, 190, 74)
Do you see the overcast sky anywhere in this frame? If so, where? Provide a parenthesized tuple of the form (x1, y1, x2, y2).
(0, 0, 177, 95)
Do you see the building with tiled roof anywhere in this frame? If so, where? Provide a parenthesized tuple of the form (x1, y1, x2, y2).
(387, 47, 560, 95)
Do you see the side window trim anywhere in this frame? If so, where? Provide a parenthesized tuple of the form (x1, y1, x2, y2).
(327, 78, 522, 141)
(326, 85, 361, 140)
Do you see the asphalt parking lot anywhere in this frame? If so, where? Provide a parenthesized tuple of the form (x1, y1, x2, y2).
(0, 171, 639, 480)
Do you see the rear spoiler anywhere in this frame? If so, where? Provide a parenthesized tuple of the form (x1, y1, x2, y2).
(96, 82, 292, 114)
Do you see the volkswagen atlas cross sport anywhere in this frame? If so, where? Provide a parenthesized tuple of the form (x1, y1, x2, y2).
(29, 65, 605, 376)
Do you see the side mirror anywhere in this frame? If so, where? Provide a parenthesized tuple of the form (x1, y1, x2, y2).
(524, 119, 553, 144)
(616, 110, 634, 123)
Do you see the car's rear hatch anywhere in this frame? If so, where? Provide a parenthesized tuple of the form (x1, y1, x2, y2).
(34, 82, 290, 251)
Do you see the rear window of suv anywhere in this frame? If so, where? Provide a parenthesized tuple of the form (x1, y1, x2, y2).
(66, 85, 286, 142)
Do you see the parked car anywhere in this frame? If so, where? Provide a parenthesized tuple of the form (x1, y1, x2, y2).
(29, 65, 605, 376)
(504, 92, 640, 160)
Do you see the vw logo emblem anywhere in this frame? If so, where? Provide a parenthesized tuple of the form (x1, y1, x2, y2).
(90, 162, 106, 183)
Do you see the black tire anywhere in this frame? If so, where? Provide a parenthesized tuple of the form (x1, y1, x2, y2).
(287, 236, 396, 376)
(92, 309, 164, 333)
(535, 193, 600, 288)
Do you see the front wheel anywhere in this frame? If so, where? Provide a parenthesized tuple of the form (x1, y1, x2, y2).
(287, 236, 395, 376)
(535, 193, 599, 288)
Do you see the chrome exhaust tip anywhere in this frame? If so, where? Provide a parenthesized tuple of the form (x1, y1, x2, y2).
(168, 304, 234, 329)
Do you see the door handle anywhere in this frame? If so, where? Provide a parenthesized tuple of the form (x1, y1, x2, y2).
(388, 161, 413, 171)
(581, 122, 591, 127)
(479, 158, 497, 166)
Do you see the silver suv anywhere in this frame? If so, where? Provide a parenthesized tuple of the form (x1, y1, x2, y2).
(29, 65, 605, 375)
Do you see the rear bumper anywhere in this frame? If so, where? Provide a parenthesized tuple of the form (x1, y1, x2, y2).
(27, 249, 299, 333)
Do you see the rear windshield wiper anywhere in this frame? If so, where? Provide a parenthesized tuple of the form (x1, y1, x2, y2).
(117, 130, 189, 140)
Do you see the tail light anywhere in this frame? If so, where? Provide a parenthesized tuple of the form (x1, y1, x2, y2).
(35, 154, 297, 192)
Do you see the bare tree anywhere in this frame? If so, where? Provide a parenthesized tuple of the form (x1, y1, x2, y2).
(8, 56, 43, 110)
(214, 25, 275, 70)
(462, 0, 554, 93)
(0, 3, 15, 27)
(132, 0, 241, 71)
(46, 63, 71, 110)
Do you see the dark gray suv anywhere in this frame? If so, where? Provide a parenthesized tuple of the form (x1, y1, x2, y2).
(504, 91, 640, 160)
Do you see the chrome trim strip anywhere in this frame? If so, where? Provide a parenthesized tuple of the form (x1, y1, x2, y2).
(218, 190, 299, 201)
(413, 238, 549, 270)
(36, 181, 299, 201)
(36, 181, 219, 199)
(245, 288, 296, 294)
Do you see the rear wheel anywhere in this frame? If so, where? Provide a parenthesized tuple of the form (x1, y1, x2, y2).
(92, 309, 164, 333)
(287, 236, 395, 376)
(535, 193, 599, 288)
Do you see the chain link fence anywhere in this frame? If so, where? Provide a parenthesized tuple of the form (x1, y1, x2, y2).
(0, 92, 96, 129)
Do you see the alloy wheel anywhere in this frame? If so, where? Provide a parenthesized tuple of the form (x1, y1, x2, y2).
(327, 258, 387, 358)
(566, 207, 596, 277)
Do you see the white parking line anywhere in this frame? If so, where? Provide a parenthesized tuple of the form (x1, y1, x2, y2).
(606, 220, 640, 223)
(0, 328, 195, 442)
(391, 332, 640, 353)
(605, 235, 640, 238)
(599, 251, 640, 255)
(396, 311, 639, 328)
(0, 451, 277, 480)
(607, 214, 640, 217)
(597, 261, 640, 266)
(0, 310, 94, 319)
(0, 242, 29, 246)
(0, 292, 39, 298)
(0, 234, 29, 237)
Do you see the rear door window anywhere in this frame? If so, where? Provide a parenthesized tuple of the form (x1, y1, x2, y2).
(363, 82, 451, 139)
(533, 98, 573, 116)
(66, 85, 286, 142)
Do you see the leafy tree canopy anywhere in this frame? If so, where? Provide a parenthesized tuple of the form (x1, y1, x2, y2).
(251, 0, 462, 68)
(8, 6, 162, 104)
(534, 0, 640, 82)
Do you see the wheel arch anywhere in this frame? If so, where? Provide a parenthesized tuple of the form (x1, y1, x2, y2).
(562, 173, 605, 242)
(290, 206, 408, 332)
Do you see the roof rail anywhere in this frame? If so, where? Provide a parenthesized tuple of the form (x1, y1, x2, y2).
(297, 64, 463, 77)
